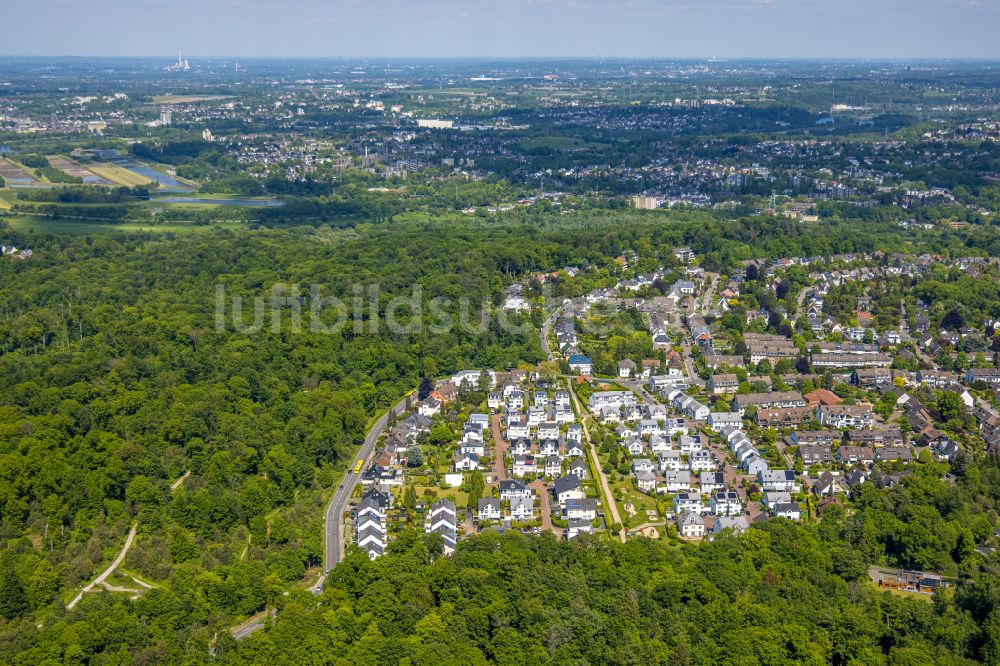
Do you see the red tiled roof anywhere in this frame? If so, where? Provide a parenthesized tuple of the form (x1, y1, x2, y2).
(804, 389, 842, 406)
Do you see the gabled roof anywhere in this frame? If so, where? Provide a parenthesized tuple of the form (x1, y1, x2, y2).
(499, 479, 528, 493)
(565, 497, 598, 511)
(553, 476, 582, 494)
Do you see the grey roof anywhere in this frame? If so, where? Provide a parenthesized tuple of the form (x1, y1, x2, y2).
(553, 476, 581, 494)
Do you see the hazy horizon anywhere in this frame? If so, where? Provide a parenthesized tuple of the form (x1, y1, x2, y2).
(6, 0, 1000, 60)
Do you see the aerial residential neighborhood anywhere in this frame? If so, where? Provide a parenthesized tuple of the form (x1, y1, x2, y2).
(345, 246, 1000, 556)
(4, 25, 1000, 660)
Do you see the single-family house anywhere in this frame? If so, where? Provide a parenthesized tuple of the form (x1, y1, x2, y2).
(566, 518, 593, 540)
(708, 412, 743, 432)
(773, 502, 802, 520)
(565, 498, 598, 521)
(553, 476, 584, 505)
(661, 470, 692, 493)
(758, 469, 800, 493)
(568, 355, 594, 375)
(677, 510, 705, 538)
(477, 497, 502, 522)
(509, 495, 534, 521)
(708, 374, 740, 395)
(700, 471, 726, 494)
(711, 491, 743, 517)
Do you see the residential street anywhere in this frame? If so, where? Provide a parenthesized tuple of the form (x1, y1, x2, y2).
(622, 379, 658, 406)
(794, 285, 810, 320)
(540, 305, 561, 361)
(320, 392, 411, 582)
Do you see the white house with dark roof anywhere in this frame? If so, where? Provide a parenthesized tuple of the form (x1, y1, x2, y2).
(454, 452, 481, 472)
(661, 470, 692, 493)
(509, 495, 534, 522)
(566, 518, 593, 540)
(673, 492, 705, 515)
(553, 476, 584, 505)
(658, 450, 684, 472)
(477, 497, 502, 522)
(758, 469, 800, 493)
(700, 472, 726, 494)
(565, 498, 598, 521)
(566, 424, 583, 443)
(425, 499, 458, 554)
(773, 502, 802, 520)
(711, 491, 743, 517)
(688, 450, 718, 472)
(677, 510, 705, 538)
(499, 479, 531, 501)
(708, 412, 743, 432)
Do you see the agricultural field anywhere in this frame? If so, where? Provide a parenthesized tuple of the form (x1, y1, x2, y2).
(46, 155, 111, 185)
(85, 164, 155, 187)
(0, 158, 39, 186)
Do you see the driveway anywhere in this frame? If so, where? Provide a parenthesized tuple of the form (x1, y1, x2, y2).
(530, 480, 564, 539)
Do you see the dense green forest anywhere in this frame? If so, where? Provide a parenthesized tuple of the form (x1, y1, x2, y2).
(2, 213, 1000, 663)
(223, 509, 1000, 666)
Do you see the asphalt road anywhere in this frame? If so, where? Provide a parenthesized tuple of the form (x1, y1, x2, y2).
(622, 379, 658, 406)
(540, 305, 561, 361)
(320, 393, 411, 582)
(231, 608, 277, 641)
(794, 285, 810, 320)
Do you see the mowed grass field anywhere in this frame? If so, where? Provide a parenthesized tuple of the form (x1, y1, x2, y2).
(86, 164, 154, 187)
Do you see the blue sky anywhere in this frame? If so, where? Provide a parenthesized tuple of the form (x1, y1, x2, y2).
(5, 0, 1000, 58)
